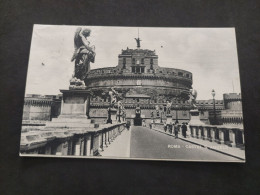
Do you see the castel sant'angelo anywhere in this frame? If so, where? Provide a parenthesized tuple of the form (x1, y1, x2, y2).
(23, 36, 243, 127)
(87, 39, 193, 124)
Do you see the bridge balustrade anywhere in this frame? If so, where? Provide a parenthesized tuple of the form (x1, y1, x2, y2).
(151, 123, 244, 149)
(20, 123, 126, 156)
(189, 125, 244, 148)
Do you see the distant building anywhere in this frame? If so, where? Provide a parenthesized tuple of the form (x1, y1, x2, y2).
(221, 93, 243, 125)
(22, 94, 62, 123)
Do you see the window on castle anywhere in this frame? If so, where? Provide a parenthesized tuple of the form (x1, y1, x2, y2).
(132, 66, 145, 73)
(123, 58, 126, 69)
(178, 72, 183, 76)
(150, 58, 154, 70)
(141, 58, 144, 64)
(132, 58, 135, 65)
(186, 74, 189, 78)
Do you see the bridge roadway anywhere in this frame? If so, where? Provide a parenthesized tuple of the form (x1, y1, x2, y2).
(130, 126, 238, 161)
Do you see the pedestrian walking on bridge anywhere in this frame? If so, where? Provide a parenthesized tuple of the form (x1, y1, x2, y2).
(174, 122, 179, 138)
(181, 122, 187, 138)
(169, 122, 173, 134)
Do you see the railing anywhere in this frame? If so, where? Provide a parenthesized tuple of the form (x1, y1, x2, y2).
(189, 125, 244, 148)
(151, 123, 244, 149)
(20, 123, 126, 156)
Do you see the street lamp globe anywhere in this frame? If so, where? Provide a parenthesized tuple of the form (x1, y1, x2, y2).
(211, 89, 216, 98)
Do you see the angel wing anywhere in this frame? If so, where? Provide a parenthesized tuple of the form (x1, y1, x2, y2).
(193, 90, 197, 100)
(74, 27, 82, 50)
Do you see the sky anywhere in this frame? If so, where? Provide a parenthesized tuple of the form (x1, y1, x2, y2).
(25, 25, 241, 100)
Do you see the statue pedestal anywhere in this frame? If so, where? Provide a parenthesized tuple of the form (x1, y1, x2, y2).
(46, 89, 95, 129)
(166, 114, 173, 124)
(189, 109, 204, 126)
(107, 108, 117, 124)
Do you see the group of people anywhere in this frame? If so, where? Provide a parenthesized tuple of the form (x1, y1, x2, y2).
(164, 122, 188, 138)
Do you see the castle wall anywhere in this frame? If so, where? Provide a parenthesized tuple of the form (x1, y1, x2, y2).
(222, 93, 243, 125)
(89, 107, 209, 124)
(23, 103, 52, 121)
(22, 96, 62, 122)
(87, 77, 189, 89)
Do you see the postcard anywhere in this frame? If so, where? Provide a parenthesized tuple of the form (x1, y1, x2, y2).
(20, 25, 245, 162)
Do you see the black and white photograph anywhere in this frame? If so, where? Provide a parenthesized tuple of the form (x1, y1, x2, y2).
(20, 25, 245, 162)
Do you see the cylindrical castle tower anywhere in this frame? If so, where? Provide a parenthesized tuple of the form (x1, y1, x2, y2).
(85, 48, 192, 101)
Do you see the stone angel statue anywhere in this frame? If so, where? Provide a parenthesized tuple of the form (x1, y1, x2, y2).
(109, 87, 119, 108)
(71, 27, 96, 81)
(189, 89, 198, 109)
(166, 100, 172, 114)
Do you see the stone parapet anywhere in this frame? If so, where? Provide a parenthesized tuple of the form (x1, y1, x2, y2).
(151, 122, 244, 149)
(20, 123, 126, 157)
(189, 124, 244, 148)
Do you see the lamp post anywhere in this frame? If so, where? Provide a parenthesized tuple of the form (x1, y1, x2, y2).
(160, 106, 163, 123)
(211, 89, 216, 125)
(118, 106, 121, 123)
(118, 101, 122, 123)
(175, 104, 179, 123)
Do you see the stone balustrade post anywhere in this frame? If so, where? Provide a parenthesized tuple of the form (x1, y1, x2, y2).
(213, 127, 218, 143)
(197, 126, 201, 138)
(80, 137, 84, 156)
(101, 132, 104, 151)
(67, 139, 73, 155)
(83, 135, 87, 156)
(241, 130, 245, 145)
(108, 130, 112, 143)
(114, 128, 116, 138)
(106, 131, 109, 144)
(199, 126, 204, 139)
(73, 136, 82, 156)
(195, 126, 199, 139)
(229, 129, 236, 147)
(104, 130, 108, 147)
(190, 126, 194, 137)
(218, 129, 225, 144)
(44, 145, 52, 155)
(52, 142, 63, 156)
(110, 129, 114, 142)
(98, 133, 103, 152)
(204, 126, 209, 140)
(89, 133, 94, 155)
(114, 127, 117, 138)
(209, 127, 214, 142)
(110, 129, 114, 141)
